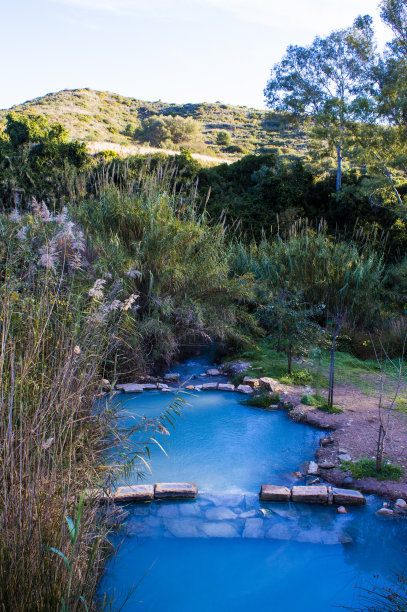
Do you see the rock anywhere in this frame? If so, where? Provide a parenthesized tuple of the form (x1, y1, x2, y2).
(337, 506, 348, 514)
(222, 361, 252, 375)
(243, 518, 264, 538)
(307, 461, 319, 475)
(318, 461, 337, 469)
(377, 508, 394, 517)
(291, 485, 328, 504)
(178, 503, 201, 517)
(206, 368, 220, 376)
(294, 471, 303, 479)
(259, 377, 278, 391)
(201, 382, 218, 390)
(266, 524, 293, 541)
(157, 383, 169, 389)
(154, 483, 198, 499)
(395, 498, 407, 509)
(342, 476, 354, 486)
(268, 404, 279, 410)
(242, 376, 259, 388)
(218, 383, 235, 391)
(161, 388, 173, 392)
(239, 510, 257, 519)
(166, 519, 200, 538)
(308, 478, 320, 485)
(259, 508, 272, 517)
(205, 507, 238, 521)
(185, 385, 195, 390)
(339, 448, 349, 454)
(140, 383, 157, 390)
(236, 384, 254, 394)
(332, 488, 366, 506)
(113, 485, 154, 502)
(338, 453, 351, 462)
(259, 485, 291, 501)
(156, 504, 179, 518)
(320, 436, 334, 447)
(200, 522, 239, 538)
(164, 373, 180, 381)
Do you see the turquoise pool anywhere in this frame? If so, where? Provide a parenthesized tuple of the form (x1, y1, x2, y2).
(100, 357, 407, 611)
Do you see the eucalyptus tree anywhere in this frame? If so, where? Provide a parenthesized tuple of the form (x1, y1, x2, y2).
(264, 16, 376, 191)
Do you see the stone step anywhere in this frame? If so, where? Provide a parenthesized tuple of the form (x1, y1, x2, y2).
(259, 485, 291, 501)
(332, 487, 366, 505)
(154, 483, 198, 499)
(292, 485, 329, 503)
(259, 484, 366, 505)
(113, 485, 155, 502)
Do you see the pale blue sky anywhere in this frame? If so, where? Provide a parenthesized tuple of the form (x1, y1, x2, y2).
(1, 0, 390, 111)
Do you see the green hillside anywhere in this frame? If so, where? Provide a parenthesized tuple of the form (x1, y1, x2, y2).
(0, 88, 310, 160)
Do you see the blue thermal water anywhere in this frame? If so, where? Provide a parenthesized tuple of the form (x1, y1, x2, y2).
(100, 357, 407, 611)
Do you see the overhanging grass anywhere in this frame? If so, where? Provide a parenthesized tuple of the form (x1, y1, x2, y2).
(240, 392, 280, 408)
(341, 457, 404, 481)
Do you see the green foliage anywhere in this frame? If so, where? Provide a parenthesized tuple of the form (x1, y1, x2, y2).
(280, 368, 313, 385)
(0, 112, 91, 207)
(341, 457, 404, 480)
(301, 393, 325, 406)
(135, 114, 201, 147)
(216, 130, 231, 146)
(240, 392, 280, 407)
(257, 289, 322, 374)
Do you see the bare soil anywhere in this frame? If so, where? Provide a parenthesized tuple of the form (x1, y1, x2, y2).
(288, 383, 407, 500)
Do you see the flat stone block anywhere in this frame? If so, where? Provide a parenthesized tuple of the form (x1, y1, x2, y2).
(218, 383, 235, 391)
(140, 383, 158, 390)
(154, 482, 198, 499)
(332, 488, 366, 506)
(291, 485, 328, 504)
(201, 382, 218, 390)
(259, 485, 291, 502)
(113, 485, 154, 502)
(157, 383, 169, 389)
(236, 384, 254, 394)
(120, 383, 144, 393)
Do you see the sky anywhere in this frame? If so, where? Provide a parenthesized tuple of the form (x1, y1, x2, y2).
(0, 0, 391, 111)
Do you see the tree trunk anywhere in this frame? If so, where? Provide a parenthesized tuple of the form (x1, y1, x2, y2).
(376, 423, 386, 473)
(336, 144, 342, 192)
(328, 337, 336, 410)
(288, 352, 292, 375)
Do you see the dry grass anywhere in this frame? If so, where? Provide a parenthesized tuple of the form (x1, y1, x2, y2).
(0, 263, 115, 610)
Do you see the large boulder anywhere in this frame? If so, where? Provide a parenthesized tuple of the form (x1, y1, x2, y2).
(243, 376, 259, 388)
(259, 485, 291, 501)
(259, 377, 279, 391)
(291, 485, 328, 503)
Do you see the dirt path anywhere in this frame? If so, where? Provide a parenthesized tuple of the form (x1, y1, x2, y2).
(289, 384, 407, 500)
(86, 141, 233, 165)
